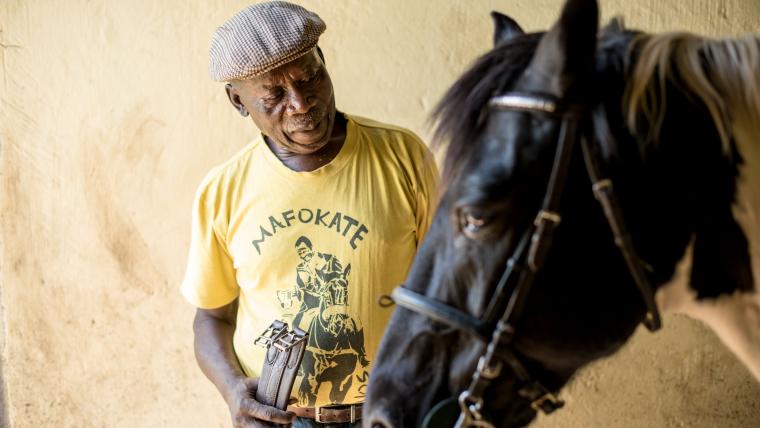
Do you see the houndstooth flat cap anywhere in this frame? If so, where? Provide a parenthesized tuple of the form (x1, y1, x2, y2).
(209, 1, 326, 81)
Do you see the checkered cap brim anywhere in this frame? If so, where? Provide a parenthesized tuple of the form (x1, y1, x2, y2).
(209, 1, 326, 81)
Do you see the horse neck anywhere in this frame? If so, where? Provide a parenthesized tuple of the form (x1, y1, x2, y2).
(622, 32, 760, 213)
(617, 32, 760, 289)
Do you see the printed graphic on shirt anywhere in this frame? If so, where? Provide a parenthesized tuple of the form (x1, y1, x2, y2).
(276, 235, 370, 406)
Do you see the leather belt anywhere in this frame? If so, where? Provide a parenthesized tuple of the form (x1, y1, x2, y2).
(288, 403, 363, 424)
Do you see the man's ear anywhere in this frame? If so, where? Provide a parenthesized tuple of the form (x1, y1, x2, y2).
(316, 46, 326, 66)
(225, 83, 249, 117)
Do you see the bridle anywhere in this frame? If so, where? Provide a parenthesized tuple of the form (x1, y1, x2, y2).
(389, 92, 662, 428)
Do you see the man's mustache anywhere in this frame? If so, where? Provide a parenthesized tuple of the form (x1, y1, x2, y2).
(286, 107, 326, 131)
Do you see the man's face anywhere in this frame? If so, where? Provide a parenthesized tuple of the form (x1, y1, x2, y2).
(228, 50, 337, 154)
(296, 243, 313, 261)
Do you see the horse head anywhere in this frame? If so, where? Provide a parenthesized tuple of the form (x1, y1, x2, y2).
(366, 0, 759, 426)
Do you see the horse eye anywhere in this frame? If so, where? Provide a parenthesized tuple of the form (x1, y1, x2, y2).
(458, 209, 488, 238)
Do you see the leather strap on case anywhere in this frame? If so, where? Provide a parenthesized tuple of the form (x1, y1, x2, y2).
(254, 321, 308, 410)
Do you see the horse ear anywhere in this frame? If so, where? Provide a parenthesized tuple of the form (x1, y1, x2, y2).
(491, 11, 524, 46)
(520, 0, 599, 98)
(602, 15, 625, 34)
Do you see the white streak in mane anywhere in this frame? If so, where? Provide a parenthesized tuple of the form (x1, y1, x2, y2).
(628, 33, 760, 381)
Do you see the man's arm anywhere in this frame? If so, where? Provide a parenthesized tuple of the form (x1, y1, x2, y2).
(193, 298, 295, 427)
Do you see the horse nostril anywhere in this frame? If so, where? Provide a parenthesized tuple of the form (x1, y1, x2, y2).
(372, 423, 388, 428)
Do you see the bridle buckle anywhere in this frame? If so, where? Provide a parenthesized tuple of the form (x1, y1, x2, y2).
(456, 391, 495, 428)
(476, 356, 502, 380)
(530, 392, 564, 414)
(533, 209, 561, 227)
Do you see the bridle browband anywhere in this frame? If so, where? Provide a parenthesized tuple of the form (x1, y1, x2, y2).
(390, 92, 662, 428)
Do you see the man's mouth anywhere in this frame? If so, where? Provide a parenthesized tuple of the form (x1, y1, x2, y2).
(293, 120, 320, 132)
(288, 108, 327, 134)
(288, 118, 328, 145)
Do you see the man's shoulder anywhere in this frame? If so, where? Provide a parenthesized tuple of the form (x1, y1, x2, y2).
(347, 114, 430, 159)
(349, 115, 420, 141)
(349, 115, 412, 133)
(196, 138, 263, 196)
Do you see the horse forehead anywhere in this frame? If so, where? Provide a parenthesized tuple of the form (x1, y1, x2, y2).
(462, 116, 539, 181)
(454, 149, 511, 198)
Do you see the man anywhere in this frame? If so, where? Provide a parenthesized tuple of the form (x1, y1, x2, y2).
(181, 2, 438, 427)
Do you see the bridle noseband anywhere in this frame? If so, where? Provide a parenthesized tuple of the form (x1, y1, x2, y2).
(390, 92, 662, 428)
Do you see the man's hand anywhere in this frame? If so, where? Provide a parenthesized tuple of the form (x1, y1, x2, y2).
(192, 302, 296, 427)
(228, 377, 295, 427)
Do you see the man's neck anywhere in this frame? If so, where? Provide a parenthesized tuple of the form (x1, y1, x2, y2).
(266, 113, 347, 172)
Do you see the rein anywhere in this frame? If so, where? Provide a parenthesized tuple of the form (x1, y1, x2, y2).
(390, 92, 662, 428)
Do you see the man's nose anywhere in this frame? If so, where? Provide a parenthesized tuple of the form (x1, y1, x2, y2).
(286, 88, 314, 114)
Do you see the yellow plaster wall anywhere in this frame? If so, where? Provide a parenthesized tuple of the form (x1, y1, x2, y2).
(0, 0, 758, 426)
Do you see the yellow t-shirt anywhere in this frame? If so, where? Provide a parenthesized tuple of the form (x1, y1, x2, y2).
(181, 114, 438, 407)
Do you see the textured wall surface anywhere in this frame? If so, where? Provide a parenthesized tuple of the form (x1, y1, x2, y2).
(1, 0, 759, 427)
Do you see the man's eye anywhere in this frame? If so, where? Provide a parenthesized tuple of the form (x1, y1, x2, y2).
(262, 91, 283, 104)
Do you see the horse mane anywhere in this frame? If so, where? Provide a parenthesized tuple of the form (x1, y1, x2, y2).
(625, 33, 760, 154)
(434, 28, 760, 185)
(431, 33, 543, 182)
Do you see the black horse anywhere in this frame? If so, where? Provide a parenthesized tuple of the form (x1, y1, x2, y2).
(365, 0, 759, 427)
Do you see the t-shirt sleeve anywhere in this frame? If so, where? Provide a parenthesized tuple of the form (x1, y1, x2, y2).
(413, 141, 440, 246)
(180, 180, 239, 309)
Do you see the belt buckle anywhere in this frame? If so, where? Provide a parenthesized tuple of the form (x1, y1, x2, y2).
(253, 321, 288, 348)
(273, 329, 307, 352)
(315, 406, 325, 424)
(314, 404, 360, 423)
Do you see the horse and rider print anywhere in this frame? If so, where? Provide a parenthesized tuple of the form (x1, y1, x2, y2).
(276, 235, 370, 406)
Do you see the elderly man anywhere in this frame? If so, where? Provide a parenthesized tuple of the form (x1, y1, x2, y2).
(181, 2, 438, 427)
